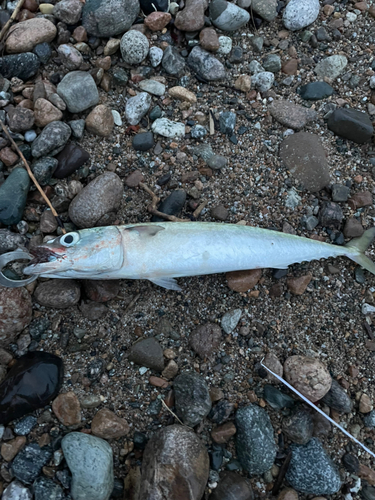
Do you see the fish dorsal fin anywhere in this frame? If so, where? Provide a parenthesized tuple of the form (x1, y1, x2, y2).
(149, 277, 181, 291)
(125, 225, 165, 237)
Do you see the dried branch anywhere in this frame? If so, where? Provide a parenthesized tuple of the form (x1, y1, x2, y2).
(139, 181, 188, 222)
(0, 0, 25, 42)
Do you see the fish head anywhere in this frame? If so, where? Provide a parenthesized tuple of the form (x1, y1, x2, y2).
(24, 226, 124, 278)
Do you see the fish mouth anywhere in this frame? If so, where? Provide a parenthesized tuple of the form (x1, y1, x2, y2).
(27, 246, 64, 266)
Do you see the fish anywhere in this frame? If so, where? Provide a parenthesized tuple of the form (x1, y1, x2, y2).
(23, 222, 375, 291)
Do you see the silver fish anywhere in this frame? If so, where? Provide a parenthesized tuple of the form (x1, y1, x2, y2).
(21, 222, 375, 291)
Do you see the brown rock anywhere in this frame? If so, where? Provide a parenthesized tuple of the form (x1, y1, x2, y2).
(282, 59, 298, 75)
(100, 73, 112, 92)
(175, 0, 207, 31)
(5, 18, 56, 53)
(7, 107, 35, 132)
(359, 464, 375, 485)
(269, 282, 283, 298)
(359, 393, 373, 413)
(91, 408, 129, 439)
(18, 9, 35, 21)
(96, 56, 111, 71)
(189, 323, 222, 360)
(263, 352, 283, 383)
(144, 11, 171, 31)
(162, 359, 179, 379)
(125, 170, 144, 187)
(24, 0, 38, 11)
(1, 436, 26, 462)
(18, 99, 34, 110)
(149, 376, 169, 388)
(343, 218, 363, 238)
(82, 280, 120, 302)
(73, 26, 87, 42)
(199, 27, 220, 51)
(287, 274, 311, 295)
(52, 391, 81, 426)
(0, 348, 13, 365)
(34, 98, 63, 128)
(210, 387, 224, 402)
(0, 287, 32, 347)
(369, 4, 375, 17)
(211, 421, 236, 444)
(34, 279, 81, 308)
(139, 425, 209, 500)
(0, 147, 18, 166)
(169, 86, 197, 103)
(104, 38, 121, 56)
(323, 4, 334, 15)
(211, 204, 228, 221)
(209, 472, 253, 500)
(234, 75, 252, 92)
(270, 100, 316, 130)
(40, 209, 58, 233)
(284, 355, 332, 401)
(85, 105, 114, 137)
(354, 1, 368, 11)
(278, 488, 299, 500)
(226, 269, 262, 292)
(349, 191, 373, 209)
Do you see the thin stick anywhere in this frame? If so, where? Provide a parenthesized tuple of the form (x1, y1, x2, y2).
(193, 200, 207, 219)
(0, 0, 25, 42)
(139, 182, 188, 222)
(124, 293, 140, 313)
(161, 398, 186, 426)
(0, 121, 66, 234)
(260, 358, 375, 459)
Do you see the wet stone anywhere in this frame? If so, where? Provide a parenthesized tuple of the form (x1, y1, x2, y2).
(189, 323, 222, 360)
(12, 443, 52, 484)
(33, 476, 64, 500)
(321, 379, 353, 413)
(0, 53, 40, 81)
(299, 81, 334, 100)
(282, 407, 313, 444)
(128, 337, 164, 371)
(151, 190, 186, 222)
(174, 372, 212, 427)
(0, 168, 30, 225)
(14, 416, 37, 436)
(263, 385, 295, 410)
(32, 157, 58, 186)
(327, 108, 374, 144)
(208, 472, 253, 500)
(34, 280, 81, 308)
(54, 143, 90, 179)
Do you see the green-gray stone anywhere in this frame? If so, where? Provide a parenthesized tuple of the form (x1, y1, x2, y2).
(251, 0, 277, 21)
(32, 157, 58, 185)
(299, 81, 334, 100)
(0, 168, 30, 225)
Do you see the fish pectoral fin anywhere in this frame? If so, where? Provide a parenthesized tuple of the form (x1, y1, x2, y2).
(149, 277, 181, 291)
(126, 225, 165, 237)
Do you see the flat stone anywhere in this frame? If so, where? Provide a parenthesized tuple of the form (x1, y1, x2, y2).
(85, 104, 114, 137)
(0, 53, 40, 80)
(269, 100, 317, 130)
(327, 108, 373, 144)
(31, 121, 71, 158)
(62, 432, 114, 500)
(284, 355, 332, 401)
(12, 443, 52, 484)
(299, 81, 334, 100)
(0, 167, 30, 225)
(283, 0, 320, 31)
(91, 408, 129, 439)
(169, 86, 197, 103)
(149, 46, 163, 67)
(34, 279, 81, 308)
(151, 118, 185, 138)
(174, 372, 212, 426)
(52, 392, 81, 426)
(252, 71, 274, 92)
(57, 71, 99, 113)
(314, 55, 348, 81)
(188, 46, 226, 81)
(208, 472, 253, 500)
(279, 132, 331, 192)
(189, 323, 222, 360)
(321, 379, 353, 413)
(5, 18, 56, 54)
(125, 92, 151, 125)
(221, 309, 242, 334)
(128, 337, 164, 371)
(82, 0, 139, 37)
(210, 422, 237, 444)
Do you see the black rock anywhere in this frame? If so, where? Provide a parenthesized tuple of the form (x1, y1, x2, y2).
(140, 0, 168, 14)
(29, 318, 50, 341)
(31, 157, 58, 186)
(342, 453, 359, 474)
(33, 43, 52, 65)
(321, 379, 352, 413)
(210, 444, 224, 470)
(208, 472, 254, 500)
(282, 407, 313, 444)
(286, 438, 341, 495)
(327, 108, 374, 144)
(299, 82, 334, 100)
(263, 385, 295, 410)
(54, 143, 90, 179)
(86, 358, 105, 381)
(132, 131, 154, 151)
(33, 476, 64, 500)
(229, 46, 244, 64)
(133, 431, 148, 449)
(151, 189, 186, 222)
(364, 410, 375, 428)
(14, 416, 37, 436)
(174, 372, 212, 427)
(12, 443, 52, 484)
(219, 111, 236, 135)
(162, 46, 185, 77)
(0, 167, 30, 225)
(319, 201, 343, 229)
(208, 400, 234, 424)
(0, 351, 63, 425)
(0, 53, 40, 81)
(331, 183, 350, 202)
(272, 269, 288, 280)
(128, 337, 164, 372)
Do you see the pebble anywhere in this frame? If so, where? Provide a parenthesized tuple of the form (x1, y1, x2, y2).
(219, 111, 236, 135)
(169, 86, 197, 103)
(34, 279, 80, 308)
(162, 45, 185, 76)
(140, 0, 169, 15)
(284, 355, 332, 401)
(91, 408, 129, 439)
(14, 416, 37, 436)
(69, 172, 123, 228)
(33, 42, 52, 64)
(234, 74, 251, 92)
(226, 269, 262, 292)
(251, 0, 278, 21)
(0, 168, 30, 225)
(314, 55, 348, 81)
(221, 309, 242, 334)
(85, 104, 114, 137)
(287, 275, 311, 295)
(1, 436, 26, 461)
(286, 438, 341, 495)
(0, 53, 40, 80)
(57, 44, 83, 70)
(263, 352, 283, 382)
(175, 0, 207, 31)
(151, 117, 185, 138)
(54, 143, 90, 178)
(24, 130, 37, 142)
(52, 391, 81, 426)
(125, 92, 151, 126)
(209, 0, 250, 31)
(321, 379, 353, 413)
(282, 407, 313, 444)
(189, 323, 222, 359)
(69, 119, 85, 138)
(129, 337, 164, 371)
(82, 280, 119, 302)
(144, 11, 171, 30)
(62, 432, 114, 500)
(151, 189, 186, 221)
(263, 54, 281, 73)
(277, 489, 299, 500)
(249, 59, 264, 75)
(207, 154, 227, 170)
(31, 120, 71, 158)
(7, 107, 35, 132)
(139, 79, 166, 96)
(57, 71, 99, 113)
(199, 27, 220, 52)
(2, 481, 32, 500)
(269, 100, 317, 130)
(5, 18, 56, 54)
(327, 108, 373, 144)
(12, 443, 52, 484)
(299, 81, 334, 100)
(120, 31, 149, 65)
(210, 422, 237, 444)
(332, 184, 350, 203)
(132, 131, 154, 151)
(279, 132, 331, 192)
(283, 0, 320, 31)
(208, 472, 253, 500)
(33, 477, 64, 500)
(319, 201, 343, 229)
(82, 0, 139, 37)
(33, 98, 63, 128)
(359, 393, 373, 413)
(217, 35, 232, 55)
(235, 404, 277, 475)
(149, 46, 163, 67)
(31, 157, 57, 185)
(252, 71, 274, 92)
(364, 410, 375, 428)
(188, 46, 226, 81)
(174, 372, 212, 426)
(139, 425, 209, 500)
(53, 0, 83, 24)
(342, 453, 359, 473)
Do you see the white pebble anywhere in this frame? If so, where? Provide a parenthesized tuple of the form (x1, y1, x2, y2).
(217, 36, 232, 55)
(370, 75, 375, 89)
(139, 366, 148, 375)
(362, 303, 375, 315)
(346, 12, 357, 22)
(24, 130, 37, 142)
(111, 110, 122, 126)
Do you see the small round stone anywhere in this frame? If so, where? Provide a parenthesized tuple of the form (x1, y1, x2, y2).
(120, 31, 149, 65)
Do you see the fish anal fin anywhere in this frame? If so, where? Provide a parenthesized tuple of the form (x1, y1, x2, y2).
(149, 277, 181, 291)
(126, 225, 165, 237)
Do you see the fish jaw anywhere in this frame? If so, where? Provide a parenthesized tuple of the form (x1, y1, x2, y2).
(24, 226, 124, 278)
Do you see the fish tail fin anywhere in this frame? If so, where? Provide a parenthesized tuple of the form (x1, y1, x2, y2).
(345, 227, 375, 275)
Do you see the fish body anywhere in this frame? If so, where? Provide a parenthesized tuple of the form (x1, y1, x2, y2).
(24, 222, 375, 290)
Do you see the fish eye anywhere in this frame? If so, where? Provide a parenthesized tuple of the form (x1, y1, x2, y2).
(60, 232, 80, 247)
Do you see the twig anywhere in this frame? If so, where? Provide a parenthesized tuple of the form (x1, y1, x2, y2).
(124, 293, 140, 313)
(0, 121, 66, 234)
(193, 200, 207, 219)
(139, 182, 188, 222)
(161, 398, 187, 426)
(363, 321, 375, 341)
(272, 450, 292, 496)
(0, 0, 25, 42)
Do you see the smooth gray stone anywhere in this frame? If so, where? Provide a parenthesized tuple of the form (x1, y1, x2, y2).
(57, 71, 99, 113)
(0, 168, 30, 225)
(82, 0, 139, 37)
(31, 121, 71, 158)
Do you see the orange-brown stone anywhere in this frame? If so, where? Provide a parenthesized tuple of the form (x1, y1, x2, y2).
(226, 269, 262, 292)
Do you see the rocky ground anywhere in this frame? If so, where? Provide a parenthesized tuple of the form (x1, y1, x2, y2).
(1, 0, 375, 498)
